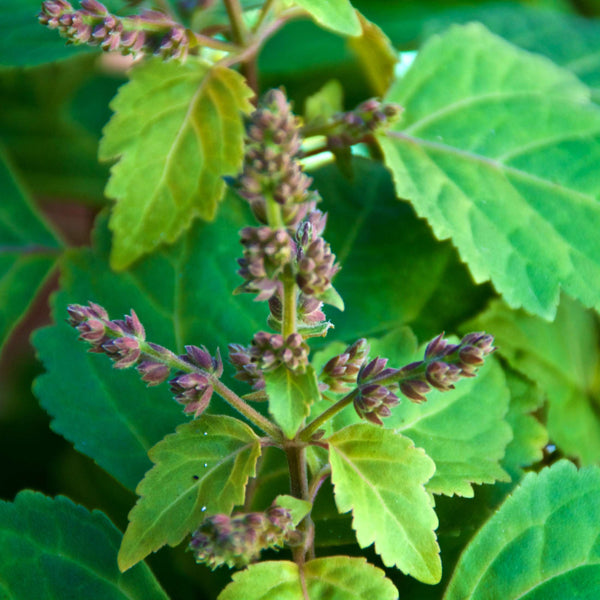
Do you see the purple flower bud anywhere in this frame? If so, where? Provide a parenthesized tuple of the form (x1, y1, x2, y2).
(399, 380, 430, 403)
(137, 360, 170, 386)
(80, 0, 108, 14)
(359, 356, 388, 382)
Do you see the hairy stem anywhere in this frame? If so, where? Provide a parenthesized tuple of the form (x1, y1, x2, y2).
(140, 341, 282, 439)
(282, 271, 298, 338)
(299, 388, 359, 441)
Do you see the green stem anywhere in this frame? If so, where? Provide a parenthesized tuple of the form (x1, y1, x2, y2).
(299, 388, 359, 441)
(140, 341, 282, 439)
(223, 0, 249, 45)
(282, 273, 297, 339)
(253, 0, 276, 32)
(265, 193, 285, 229)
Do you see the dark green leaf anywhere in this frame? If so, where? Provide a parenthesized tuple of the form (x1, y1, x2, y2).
(0, 491, 168, 599)
(293, 0, 361, 37)
(119, 415, 261, 571)
(328, 424, 440, 583)
(467, 295, 600, 464)
(99, 60, 253, 269)
(444, 460, 600, 600)
(0, 149, 61, 352)
(219, 557, 398, 600)
(312, 158, 492, 343)
(378, 23, 600, 320)
(33, 196, 265, 491)
(264, 365, 320, 438)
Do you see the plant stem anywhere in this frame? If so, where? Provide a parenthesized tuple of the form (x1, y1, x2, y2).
(140, 341, 282, 439)
(253, 0, 276, 33)
(299, 388, 359, 441)
(282, 273, 297, 338)
(223, 0, 249, 45)
(308, 465, 331, 503)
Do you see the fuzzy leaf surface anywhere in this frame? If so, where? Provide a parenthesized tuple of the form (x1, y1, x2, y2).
(444, 460, 600, 599)
(292, 0, 361, 37)
(388, 357, 512, 497)
(218, 557, 398, 600)
(0, 150, 61, 352)
(33, 198, 264, 491)
(99, 60, 253, 269)
(119, 415, 261, 571)
(328, 424, 440, 583)
(264, 365, 320, 438)
(378, 23, 600, 320)
(468, 296, 600, 464)
(348, 12, 397, 96)
(0, 491, 168, 599)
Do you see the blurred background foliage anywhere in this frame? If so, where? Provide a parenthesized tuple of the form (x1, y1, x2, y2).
(1, 0, 599, 597)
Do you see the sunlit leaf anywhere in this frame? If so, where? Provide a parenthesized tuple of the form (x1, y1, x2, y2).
(328, 424, 441, 583)
(378, 23, 600, 320)
(292, 0, 361, 37)
(118, 415, 261, 571)
(99, 60, 253, 269)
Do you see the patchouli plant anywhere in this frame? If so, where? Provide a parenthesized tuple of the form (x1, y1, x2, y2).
(2, 1, 600, 599)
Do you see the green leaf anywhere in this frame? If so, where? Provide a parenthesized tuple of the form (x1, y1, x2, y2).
(388, 356, 512, 497)
(317, 285, 345, 312)
(312, 158, 492, 343)
(99, 60, 253, 270)
(0, 491, 168, 599)
(347, 12, 397, 96)
(0, 58, 115, 203)
(292, 0, 361, 37)
(304, 80, 344, 126)
(328, 424, 441, 583)
(377, 23, 600, 320)
(219, 557, 398, 600)
(264, 365, 320, 438)
(467, 295, 600, 465)
(274, 495, 312, 527)
(444, 460, 600, 600)
(119, 415, 261, 571)
(0, 149, 62, 352)
(33, 196, 265, 491)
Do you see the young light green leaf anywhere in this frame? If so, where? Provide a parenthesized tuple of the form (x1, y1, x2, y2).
(219, 557, 398, 600)
(347, 12, 397, 96)
(274, 495, 312, 527)
(312, 158, 493, 343)
(304, 80, 344, 126)
(264, 365, 320, 438)
(388, 357, 512, 497)
(33, 197, 264, 491)
(328, 424, 441, 584)
(0, 148, 62, 352)
(119, 415, 261, 571)
(292, 0, 361, 37)
(99, 60, 254, 269)
(444, 460, 600, 600)
(0, 491, 168, 600)
(467, 295, 600, 465)
(317, 285, 345, 311)
(378, 23, 600, 320)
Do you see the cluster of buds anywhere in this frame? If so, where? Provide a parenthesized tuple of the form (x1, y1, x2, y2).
(236, 226, 293, 301)
(169, 346, 223, 417)
(325, 99, 403, 149)
(189, 505, 298, 569)
(237, 89, 315, 227)
(354, 355, 400, 425)
(39, 0, 190, 60)
(322, 338, 370, 393)
(268, 292, 326, 327)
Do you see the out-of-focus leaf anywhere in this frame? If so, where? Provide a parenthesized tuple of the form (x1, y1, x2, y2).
(292, 0, 361, 37)
(378, 23, 600, 320)
(467, 295, 600, 465)
(119, 415, 261, 571)
(264, 365, 320, 438)
(33, 196, 265, 491)
(99, 60, 254, 269)
(304, 80, 344, 126)
(0, 491, 168, 599)
(328, 424, 440, 584)
(0, 58, 113, 203)
(312, 158, 492, 343)
(348, 12, 397, 96)
(219, 557, 398, 600)
(444, 460, 600, 600)
(0, 150, 62, 352)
